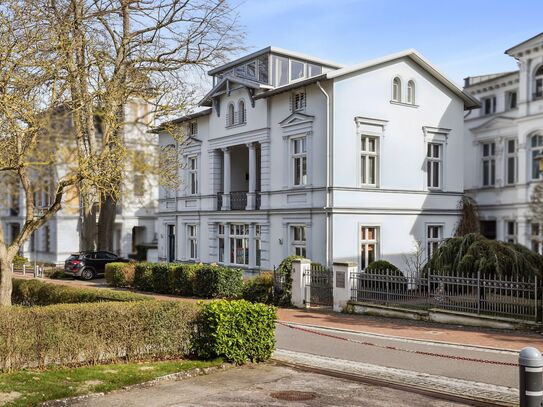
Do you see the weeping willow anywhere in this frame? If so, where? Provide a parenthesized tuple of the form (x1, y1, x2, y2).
(425, 233, 543, 278)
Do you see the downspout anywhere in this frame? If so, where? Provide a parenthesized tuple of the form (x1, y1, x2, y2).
(317, 81, 332, 267)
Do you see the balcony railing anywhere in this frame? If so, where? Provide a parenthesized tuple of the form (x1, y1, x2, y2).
(255, 192, 261, 210)
(216, 191, 261, 211)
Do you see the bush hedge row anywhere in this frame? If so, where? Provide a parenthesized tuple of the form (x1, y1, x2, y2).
(106, 262, 243, 299)
(12, 279, 150, 306)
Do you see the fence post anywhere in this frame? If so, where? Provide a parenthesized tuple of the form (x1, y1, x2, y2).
(519, 347, 543, 407)
(427, 270, 431, 306)
(477, 269, 481, 315)
(386, 268, 390, 305)
(333, 261, 357, 312)
(291, 259, 311, 309)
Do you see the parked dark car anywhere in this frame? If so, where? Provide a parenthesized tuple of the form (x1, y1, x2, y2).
(64, 251, 130, 280)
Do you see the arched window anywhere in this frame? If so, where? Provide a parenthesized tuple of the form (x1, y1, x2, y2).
(535, 65, 543, 99)
(531, 133, 543, 179)
(238, 100, 246, 124)
(227, 103, 235, 126)
(392, 77, 401, 102)
(407, 80, 415, 104)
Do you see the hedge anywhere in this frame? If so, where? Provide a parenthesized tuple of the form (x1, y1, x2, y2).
(192, 264, 243, 299)
(194, 300, 276, 364)
(12, 279, 150, 306)
(169, 264, 196, 296)
(105, 262, 135, 288)
(242, 272, 273, 304)
(134, 262, 154, 292)
(0, 301, 199, 371)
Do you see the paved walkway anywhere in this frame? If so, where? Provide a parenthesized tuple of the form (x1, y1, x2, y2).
(19, 275, 543, 352)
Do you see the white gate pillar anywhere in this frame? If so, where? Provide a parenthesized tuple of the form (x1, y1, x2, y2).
(333, 261, 357, 312)
(291, 258, 311, 308)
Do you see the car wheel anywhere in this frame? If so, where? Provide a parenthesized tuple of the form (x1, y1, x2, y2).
(80, 268, 95, 281)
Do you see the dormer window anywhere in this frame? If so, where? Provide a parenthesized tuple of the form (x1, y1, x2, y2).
(392, 77, 401, 102)
(290, 60, 305, 81)
(534, 66, 543, 99)
(507, 91, 517, 110)
(292, 91, 306, 111)
(407, 80, 416, 104)
(482, 96, 496, 116)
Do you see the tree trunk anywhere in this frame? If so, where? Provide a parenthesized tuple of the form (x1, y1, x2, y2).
(97, 194, 117, 252)
(80, 200, 97, 251)
(0, 255, 15, 306)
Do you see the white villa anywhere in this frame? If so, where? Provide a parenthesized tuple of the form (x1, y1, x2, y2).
(1, 101, 158, 264)
(464, 32, 543, 251)
(156, 47, 478, 271)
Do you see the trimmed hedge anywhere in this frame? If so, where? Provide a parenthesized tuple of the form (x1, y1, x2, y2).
(192, 264, 243, 299)
(134, 262, 154, 292)
(0, 301, 199, 371)
(105, 262, 135, 288)
(194, 300, 276, 364)
(242, 272, 273, 304)
(169, 264, 196, 296)
(12, 279, 150, 306)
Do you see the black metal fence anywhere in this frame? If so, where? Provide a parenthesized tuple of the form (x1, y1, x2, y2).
(304, 263, 333, 307)
(351, 269, 541, 322)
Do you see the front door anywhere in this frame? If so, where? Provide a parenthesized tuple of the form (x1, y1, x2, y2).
(167, 225, 176, 262)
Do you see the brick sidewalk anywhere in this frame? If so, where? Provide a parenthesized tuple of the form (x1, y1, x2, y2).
(278, 307, 543, 351)
(17, 275, 543, 351)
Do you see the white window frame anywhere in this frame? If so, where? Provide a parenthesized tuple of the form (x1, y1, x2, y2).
(505, 139, 517, 185)
(238, 99, 246, 124)
(531, 222, 543, 254)
(505, 220, 516, 244)
(255, 225, 262, 267)
(229, 224, 249, 266)
(290, 225, 307, 258)
(360, 226, 379, 270)
(291, 136, 307, 187)
(481, 141, 496, 187)
(360, 135, 378, 187)
(407, 80, 416, 104)
(392, 77, 401, 102)
(292, 91, 306, 111)
(426, 142, 442, 190)
(426, 224, 443, 259)
(530, 134, 543, 180)
(227, 103, 235, 127)
(289, 59, 306, 83)
(187, 224, 198, 260)
(534, 65, 543, 99)
(188, 155, 198, 195)
(188, 121, 198, 136)
(482, 96, 496, 116)
(217, 224, 225, 263)
(506, 91, 518, 110)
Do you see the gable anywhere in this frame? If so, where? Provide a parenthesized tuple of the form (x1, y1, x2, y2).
(471, 116, 516, 133)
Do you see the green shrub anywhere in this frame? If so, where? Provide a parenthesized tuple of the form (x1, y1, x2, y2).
(275, 255, 303, 306)
(363, 260, 406, 291)
(44, 268, 65, 279)
(0, 300, 200, 371)
(194, 300, 276, 364)
(134, 262, 154, 292)
(151, 263, 171, 294)
(12, 255, 28, 268)
(105, 262, 135, 288)
(365, 260, 401, 273)
(242, 272, 273, 304)
(193, 264, 243, 299)
(169, 264, 196, 296)
(12, 279, 150, 306)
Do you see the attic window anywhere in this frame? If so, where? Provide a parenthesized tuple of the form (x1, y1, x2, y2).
(188, 121, 198, 136)
(290, 60, 305, 81)
(292, 91, 306, 111)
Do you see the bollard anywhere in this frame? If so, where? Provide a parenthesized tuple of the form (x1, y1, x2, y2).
(519, 347, 543, 407)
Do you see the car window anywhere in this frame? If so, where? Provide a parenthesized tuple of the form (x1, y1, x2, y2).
(84, 253, 96, 260)
(98, 252, 117, 260)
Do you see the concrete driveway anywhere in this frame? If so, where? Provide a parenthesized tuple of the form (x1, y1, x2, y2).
(69, 364, 468, 407)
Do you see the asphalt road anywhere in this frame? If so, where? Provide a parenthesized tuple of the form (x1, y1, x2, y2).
(275, 322, 518, 388)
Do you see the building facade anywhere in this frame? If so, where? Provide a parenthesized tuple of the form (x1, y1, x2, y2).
(157, 47, 477, 271)
(1, 100, 158, 263)
(464, 33, 543, 251)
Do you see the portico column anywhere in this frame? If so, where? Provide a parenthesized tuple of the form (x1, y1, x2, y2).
(246, 142, 256, 210)
(222, 147, 231, 210)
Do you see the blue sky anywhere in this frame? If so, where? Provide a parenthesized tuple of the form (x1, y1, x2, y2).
(233, 0, 543, 86)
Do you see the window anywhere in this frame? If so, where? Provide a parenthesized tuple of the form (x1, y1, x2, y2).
(392, 77, 401, 102)
(292, 137, 307, 186)
(535, 66, 543, 99)
(308, 64, 322, 77)
(246, 61, 256, 78)
(426, 143, 442, 189)
(187, 225, 198, 260)
(255, 225, 262, 267)
(482, 96, 496, 116)
(230, 224, 249, 265)
(426, 225, 442, 258)
(360, 226, 379, 269)
(290, 60, 305, 81)
(218, 224, 225, 263)
(257, 55, 269, 83)
(291, 225, 306, 257)
(531, 222, 543, 254)
(507, 91, 518, 110)
(505, 139, 517, 185)
(407, 80, 416, 104)
(292, 91, 306, 111)
(531, 134, 543, 179)
(505, 221, 516, 243)
(274, 56, 289, 86)
(360, 135, 378, 186)
(133, 174, 145, 197)
(480, 220, 497, 240)
(238, 100, 246, 124)
(227, 103, 235, 126)
(482, 142, 496, 187)
(188, 156, 198, 195)
(188, 121, 198, 136)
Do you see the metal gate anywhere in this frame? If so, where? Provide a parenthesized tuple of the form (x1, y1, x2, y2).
(304, 263, 333, 307)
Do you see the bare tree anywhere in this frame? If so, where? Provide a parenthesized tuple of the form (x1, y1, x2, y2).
(403, 240, 426, 277)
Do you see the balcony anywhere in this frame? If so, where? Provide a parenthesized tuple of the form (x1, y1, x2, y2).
(216, 191, 261, 211)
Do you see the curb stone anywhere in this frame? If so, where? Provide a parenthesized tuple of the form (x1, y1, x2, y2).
(41, 363, 234, 406)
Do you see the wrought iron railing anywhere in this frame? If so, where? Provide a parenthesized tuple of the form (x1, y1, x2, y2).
(351, 269, 541, 322)
(255, 192, 261, 210)
(230, 191, 247, 210)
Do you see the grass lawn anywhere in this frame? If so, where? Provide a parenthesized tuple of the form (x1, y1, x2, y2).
(0, 358, 223, 407)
